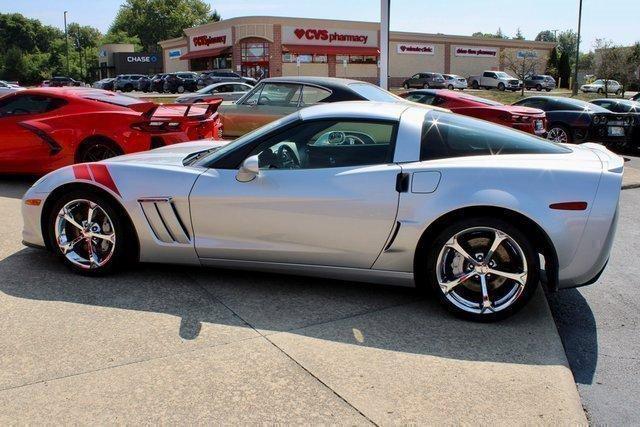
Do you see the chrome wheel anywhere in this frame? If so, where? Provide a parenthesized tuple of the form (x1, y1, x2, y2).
(54, 199, 116, 270)
(547, 127, 568, 143)
(436, 227, 528, 314)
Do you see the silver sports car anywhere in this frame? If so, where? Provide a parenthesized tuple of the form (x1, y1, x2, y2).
(22, 101, 622, 321)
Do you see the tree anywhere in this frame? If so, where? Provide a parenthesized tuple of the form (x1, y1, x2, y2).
(100, 30, 142, 51)
(535, 30, 557, 43)
(471, 28, 509, 39)
(558, 51, 571, 89)
(514, 28, 525, 40)
(545, 46, 560, 78)
(108, 0, 221, 52)
(594, 39, 640, 97)
(502, 50, 545, 95)
(1, 46, 27, 83)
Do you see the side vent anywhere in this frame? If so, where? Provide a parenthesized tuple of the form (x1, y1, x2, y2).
(138, 197, 191, 244)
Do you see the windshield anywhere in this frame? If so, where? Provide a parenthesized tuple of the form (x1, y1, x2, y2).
(195, 113, 301, 166)
(348, 83, 401, 102)
(495, 72, 511, 78)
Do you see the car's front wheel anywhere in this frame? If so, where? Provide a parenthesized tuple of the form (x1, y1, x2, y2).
(497, 83, 506, 91)
(177, 85, 185, 93)
(423, 217, 539, 321)
(48, 191, 131, 275)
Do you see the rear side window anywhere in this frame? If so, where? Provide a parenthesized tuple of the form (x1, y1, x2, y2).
(0, 95, 67, 116)
(514, 98, 548, 110)
(420, 111, 570, 160)
(301, 85, 331, 105)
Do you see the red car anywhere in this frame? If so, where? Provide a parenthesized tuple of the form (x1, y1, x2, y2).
(0, 88, 222, 175)
(400, 89, 547, 136)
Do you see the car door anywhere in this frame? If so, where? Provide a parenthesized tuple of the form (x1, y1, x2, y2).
(0, 94, 65, 172)
(219, 82, 303, 137)
(190, 118, 402, 268)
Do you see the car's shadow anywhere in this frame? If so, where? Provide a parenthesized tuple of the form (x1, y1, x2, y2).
(547, 288, 598, 385)
(0, 176, 34, 199)
(0, 246, 596, 367)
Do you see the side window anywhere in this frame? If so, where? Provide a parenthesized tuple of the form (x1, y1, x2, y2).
(411, 74, 420, 79)
(218, 84, 234, 93)
(420, 111, 569, 161)
(253, 83, 302, 107)
(233, 84, 249, 92)
(483, 72, 492, 78)
(0, 95, 66, 116)
(249, 120, 396, 170)
(301, 85, 331, 105)
(404, 93, 436, 105)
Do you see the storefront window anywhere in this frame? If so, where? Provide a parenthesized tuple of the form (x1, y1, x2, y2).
(190, 55, 232, 71)
(242, 43, 269, 62)
(282, 53, 328, 63)
(336, 55, 377, 64)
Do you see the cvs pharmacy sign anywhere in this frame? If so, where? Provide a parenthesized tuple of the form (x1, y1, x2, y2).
(283, 26, 377, 47)
(188, 28, 232, 51)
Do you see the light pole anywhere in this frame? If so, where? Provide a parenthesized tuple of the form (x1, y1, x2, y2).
(379, 0, 390, 89)
(64, 11, 69, 76)
(572, 0, 583, 95)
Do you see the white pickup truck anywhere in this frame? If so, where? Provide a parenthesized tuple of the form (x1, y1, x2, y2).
(468, 71, 522, 91)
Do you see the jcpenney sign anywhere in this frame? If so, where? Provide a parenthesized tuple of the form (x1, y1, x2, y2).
(282, 26, 377, 47)
(189, 28, 232, 51)
(454, 46, 498, 58)
(397, 43, 435, 55)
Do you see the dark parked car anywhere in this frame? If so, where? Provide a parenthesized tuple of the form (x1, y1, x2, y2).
(150, 73, 168, 93)
(513, 96, 634, 148)
(402, 72, 446, 89)
(136, 75, 153, 92)
(163, 72, 200, 94)
(591, 98, 640, 148)
(50, 76, 82, 87)
(91, 78, 115, 91)
(114, 74, 146, 92)
(219, 76, 403, 137)
(524, 75, 556, 92)
(196, 70, 257, 89)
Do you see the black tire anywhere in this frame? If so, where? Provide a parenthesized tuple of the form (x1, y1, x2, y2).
(536, 84, 542, 91)
(545, 88, 552, 92)
(47, 190, 132, 276)
(471, 80, 479, 89)
(77, 138, 123, 163)
(177, 85, 185, 94)
(597, 88, 604, 94)
(497, 82, 505, 91)
(124, 84, 133, 92)
(422, 217, 539, 322)
(615, 89, 622, 96)
(447, 84, 454, 90)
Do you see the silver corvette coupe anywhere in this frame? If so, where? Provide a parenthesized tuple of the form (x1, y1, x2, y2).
(22, 101, 623, 321)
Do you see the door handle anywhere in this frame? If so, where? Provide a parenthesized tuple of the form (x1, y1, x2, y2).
(395, 173, 410, 193)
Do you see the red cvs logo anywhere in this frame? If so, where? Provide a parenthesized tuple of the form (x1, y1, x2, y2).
(294, 28, 329, 41)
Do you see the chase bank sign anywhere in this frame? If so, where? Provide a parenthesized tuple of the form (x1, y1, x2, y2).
(126, 54, 159, 63)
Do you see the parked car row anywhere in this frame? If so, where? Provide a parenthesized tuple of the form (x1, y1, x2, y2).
(90, 70, 258, 95)
(403, 71, 556, 92)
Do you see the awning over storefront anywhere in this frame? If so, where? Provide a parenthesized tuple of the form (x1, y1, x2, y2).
(179, 46, 231, 60)
(282, 44, 379, 56)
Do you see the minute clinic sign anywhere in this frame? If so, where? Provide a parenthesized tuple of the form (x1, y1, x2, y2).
(396, 43, 435, 55)
(282, 26, 378, 47)
(189, 28, 232, 52)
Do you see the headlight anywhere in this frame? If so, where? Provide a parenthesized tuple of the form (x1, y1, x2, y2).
(593, 115, 600, 124)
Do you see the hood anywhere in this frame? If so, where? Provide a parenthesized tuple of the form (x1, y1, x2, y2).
(103, 140, 232, 167)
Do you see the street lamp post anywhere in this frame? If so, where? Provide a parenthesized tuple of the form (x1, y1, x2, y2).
(379, 0, 390, 89)
(64, 11, 69, 76)
(572, 0, 583, 95)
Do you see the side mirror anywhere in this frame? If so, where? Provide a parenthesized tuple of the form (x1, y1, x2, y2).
(236, 155, 260, 182)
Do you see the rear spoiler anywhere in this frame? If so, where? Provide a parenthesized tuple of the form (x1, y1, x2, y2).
(132, 98, 223, 120)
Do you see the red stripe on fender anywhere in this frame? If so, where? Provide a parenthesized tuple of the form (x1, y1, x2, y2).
(73, 164, 92, 181)
(549, 202, 588, 211)
(88, 164, 121, 196)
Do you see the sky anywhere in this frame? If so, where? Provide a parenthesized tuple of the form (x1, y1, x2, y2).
(1, 0, 638, 51)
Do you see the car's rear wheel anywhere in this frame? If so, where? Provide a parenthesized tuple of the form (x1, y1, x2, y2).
(48, 191, 129, 275)
(447, 84, 454, 90)
(597, 88, 604, 94)
(536, 84, 542, 91)
(177, 85, 185, 93)
(423, 217, 539, 321)
(547, 124, 573, 144)
(77, 139, 123, 163)
(471, 80, 479, 89)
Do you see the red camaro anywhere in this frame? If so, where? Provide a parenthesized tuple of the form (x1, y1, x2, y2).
(0, 88, 223, 175)
(400, 89, 547, 136)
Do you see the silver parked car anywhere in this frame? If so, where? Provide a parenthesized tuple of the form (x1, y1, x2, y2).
(175, 82, 253, 104)
(22, 101, 622, 322)
(581, 79, 622, 95)
(0, 80, 25, 97)
(442, 74, 467, 90)
(524, 75, 556, 92)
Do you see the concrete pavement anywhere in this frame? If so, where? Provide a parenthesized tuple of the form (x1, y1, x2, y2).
(0, 178, 585, 424)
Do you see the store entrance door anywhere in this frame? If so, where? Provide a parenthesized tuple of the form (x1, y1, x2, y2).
(241, 61, 269, 80)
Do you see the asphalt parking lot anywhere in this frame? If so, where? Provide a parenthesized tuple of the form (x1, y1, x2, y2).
(0, 177, 585, 424)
